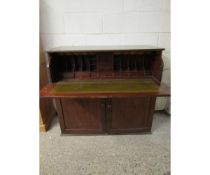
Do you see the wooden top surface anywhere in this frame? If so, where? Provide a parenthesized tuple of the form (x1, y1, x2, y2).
(40, 79, 170, 98)
(47, 45, 165, 53)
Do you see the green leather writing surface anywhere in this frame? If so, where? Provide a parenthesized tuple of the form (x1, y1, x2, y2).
(51, 79, 159, 94)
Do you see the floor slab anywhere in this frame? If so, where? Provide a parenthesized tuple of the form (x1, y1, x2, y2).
(40, 112, 170, 175)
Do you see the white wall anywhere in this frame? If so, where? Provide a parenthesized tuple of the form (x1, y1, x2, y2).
(40, 0, 170, 110)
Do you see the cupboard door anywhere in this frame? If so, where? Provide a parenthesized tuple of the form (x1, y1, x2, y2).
(107, 97, 155, 133)
(60, 99, 105, 134)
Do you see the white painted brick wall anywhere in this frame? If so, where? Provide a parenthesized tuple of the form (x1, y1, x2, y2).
(64, 13, 102, 33)
(40, 0, 171, 110)
(86, 34, 123, 45)
(103, 12, 170, 33)
(124, 0, 170, 12)
(41, 34, 86, 49)
(123, 33, 158, 45)
(158, 33, 170, 52)
(44, 0, 124, 13)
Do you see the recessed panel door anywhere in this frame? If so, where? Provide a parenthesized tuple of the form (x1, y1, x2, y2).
(61, 99, 105, 134)
(107, 97, 155, 133)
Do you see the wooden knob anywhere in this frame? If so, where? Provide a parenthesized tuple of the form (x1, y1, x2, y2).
(107, 104, 112, 109)
(101, 102, 105, 108)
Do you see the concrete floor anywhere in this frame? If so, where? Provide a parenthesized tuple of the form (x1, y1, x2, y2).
(40, 112, 170, 175)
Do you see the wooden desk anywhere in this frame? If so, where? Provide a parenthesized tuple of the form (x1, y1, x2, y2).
(40, 45, 170, 134)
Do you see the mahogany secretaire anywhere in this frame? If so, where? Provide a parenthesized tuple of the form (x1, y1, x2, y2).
(40, 45, 170, 135)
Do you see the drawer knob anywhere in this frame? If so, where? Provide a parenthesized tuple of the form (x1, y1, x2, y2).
(107, 104, 112, 109)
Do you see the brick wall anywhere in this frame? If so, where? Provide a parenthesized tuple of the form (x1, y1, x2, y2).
(40, 0, 170, 110)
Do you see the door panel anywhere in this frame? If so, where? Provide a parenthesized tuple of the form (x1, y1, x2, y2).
(61, 99, 105, 134)
(108, 97, 152, 133)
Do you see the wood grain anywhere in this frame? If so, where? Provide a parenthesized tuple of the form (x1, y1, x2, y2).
(40, 46, 170, 134)
(39, 40, 56, 132)
(60, 99, 105, 134)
